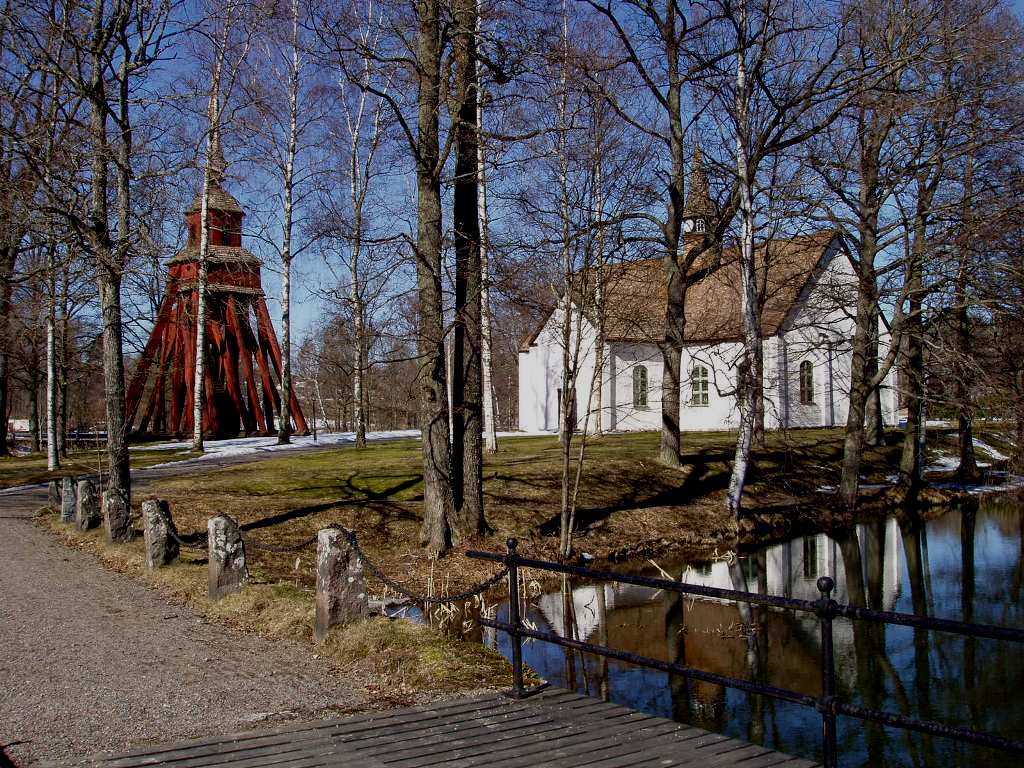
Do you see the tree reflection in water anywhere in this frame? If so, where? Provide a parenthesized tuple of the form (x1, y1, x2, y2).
(490, 495, 1024, 767)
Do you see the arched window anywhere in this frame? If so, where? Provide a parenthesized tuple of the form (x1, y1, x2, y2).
(799, 360, 814, 404)
(694, 218, 706, 233)
(690, 365, 710, 406)
(633, 365, 648, 408)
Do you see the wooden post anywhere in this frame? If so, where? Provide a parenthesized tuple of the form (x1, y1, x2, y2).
(255, 298, 309, 434)
(227, 296, 268, 434)
(125, 292, 176, 424)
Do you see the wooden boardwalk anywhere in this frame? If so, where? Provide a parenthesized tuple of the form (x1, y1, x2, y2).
(60, 688, 820, 768)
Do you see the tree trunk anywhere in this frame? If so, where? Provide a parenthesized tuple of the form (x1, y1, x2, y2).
(415, 0, 456, 557)
(839, 123, 885, 510)
(46, 241, 59, 469)
(451, 0, 486, 537)
(557, 1, 574, 556)
(898, 204, 927, 507)
(727, 0, 758, 518)
(479, 81, 498, 453)
(593, 146, 606, 437)
(955, 148, 978, 482)
(864, 300, 884, 447)
(59, 276, 70, 457)
(839, 276, 875, 509)
(353, 285, 367, 446)
(0, 244, 13, 456)
(278, 0, 301, 446)
(29, 371, 41, 453)
(91, 1, 131, 505)
(659, 0, 685, 469)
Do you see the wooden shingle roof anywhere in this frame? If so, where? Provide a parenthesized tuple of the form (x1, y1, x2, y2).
(519, 231, 840, 351)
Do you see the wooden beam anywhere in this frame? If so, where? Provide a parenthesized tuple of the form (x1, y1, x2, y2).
(220, 300, 253, 435)
(249, 306, 280, 432)
(227, 297, 267, 434)
(254, 298, 308, 434)
(169, 298, 187, 435)
(126, 291, 176, 427)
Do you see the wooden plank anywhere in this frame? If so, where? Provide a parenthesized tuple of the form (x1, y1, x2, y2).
(68, 689, 820, 768)
(419, 719, 692, 768)
(96, 696, 513, 768)
(534, 724, 710, 768)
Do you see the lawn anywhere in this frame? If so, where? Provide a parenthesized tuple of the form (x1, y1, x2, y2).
(0, 445, 201, 489)
(136, 427, 914, 597)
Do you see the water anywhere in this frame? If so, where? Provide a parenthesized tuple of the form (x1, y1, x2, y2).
(486, 496, 1024, 767)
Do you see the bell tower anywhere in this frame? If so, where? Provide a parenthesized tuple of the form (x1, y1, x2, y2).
(124, 133, 308, 439)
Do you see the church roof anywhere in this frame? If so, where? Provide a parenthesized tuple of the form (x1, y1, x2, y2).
(519, 230, 841, 352)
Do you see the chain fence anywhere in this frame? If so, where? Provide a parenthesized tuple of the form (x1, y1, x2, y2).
(341, 528, 510, 604)
(164, 519, 508, 604)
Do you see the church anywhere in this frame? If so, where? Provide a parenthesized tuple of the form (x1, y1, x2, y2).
(517, 155, 899, 435)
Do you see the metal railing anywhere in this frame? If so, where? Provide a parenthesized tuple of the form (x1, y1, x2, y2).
(467, 538, 1024, 768)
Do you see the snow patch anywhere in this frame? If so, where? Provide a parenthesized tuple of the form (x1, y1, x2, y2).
(141, 428, 551, 468)
(972, 439, 1008, 461)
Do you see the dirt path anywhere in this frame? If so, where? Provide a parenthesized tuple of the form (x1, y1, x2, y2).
(0, 464, 374, 767)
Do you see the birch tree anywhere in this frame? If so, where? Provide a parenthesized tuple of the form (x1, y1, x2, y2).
(192, 0, 245, 452)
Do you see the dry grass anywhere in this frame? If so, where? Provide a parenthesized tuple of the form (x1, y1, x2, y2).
(35, 511, 517, 698)
(322, 617, 516, 696)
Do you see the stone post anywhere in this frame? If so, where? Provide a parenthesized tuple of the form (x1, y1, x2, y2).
(142, 499, 179, 569)
(315, 528, 369, 642)
(76, 479, 100, 530)
(208, 515, 248, 599)
(60, 476, 76, 523)
(103, 489, 132, 543)
(48, 480, 60, 509)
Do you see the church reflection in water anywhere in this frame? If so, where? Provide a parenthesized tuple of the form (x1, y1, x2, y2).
(487, 498, 1024, 768)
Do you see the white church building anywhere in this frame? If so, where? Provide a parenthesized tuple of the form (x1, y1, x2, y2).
(517, 159, 898, 434)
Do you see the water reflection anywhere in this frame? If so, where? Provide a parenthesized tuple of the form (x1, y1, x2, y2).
(489, 497, 1024, 767)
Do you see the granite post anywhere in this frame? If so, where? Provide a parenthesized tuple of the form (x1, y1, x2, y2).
(142, 499, 180, 568)
(207, 515, 248, 599)
(314, 528, 369, 642)
(103, 489, 132, 543)
(60, 476, 76, 523)
(76, 479, 100, 530)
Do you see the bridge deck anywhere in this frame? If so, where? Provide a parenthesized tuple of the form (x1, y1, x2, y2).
(59, 688, 819, 768)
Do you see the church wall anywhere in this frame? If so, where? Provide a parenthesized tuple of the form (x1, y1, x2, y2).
(679, 342, 742, 431)
(605, 343, 662, 432)
(518, 305, 602, 432)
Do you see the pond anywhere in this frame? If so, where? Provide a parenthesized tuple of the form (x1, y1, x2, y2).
(484, 496, 1024, 767)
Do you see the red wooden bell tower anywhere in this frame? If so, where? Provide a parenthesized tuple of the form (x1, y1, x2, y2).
(126, 159, 308, 439)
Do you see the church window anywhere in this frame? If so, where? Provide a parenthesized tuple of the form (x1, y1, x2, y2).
(799, 360, 814, 404)
(695, 218, 706, 233)
(633, 366, 648, 408)
(690, 365, 710, 407)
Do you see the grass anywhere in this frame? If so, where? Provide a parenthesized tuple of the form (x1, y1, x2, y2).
(0, 445, 201, 489)
(133, 427, 928, 597)
(36, 510, 516, 701)
(322, 617, 519, 696)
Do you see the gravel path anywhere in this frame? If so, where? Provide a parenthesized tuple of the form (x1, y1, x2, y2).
(0, 472, 372, 767)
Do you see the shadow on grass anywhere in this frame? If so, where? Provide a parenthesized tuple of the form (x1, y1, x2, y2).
(535, 448, 735, 537)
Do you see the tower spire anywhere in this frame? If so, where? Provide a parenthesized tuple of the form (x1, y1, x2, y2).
(207, 88, 227, 187)
(684, 143, 715, 222)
